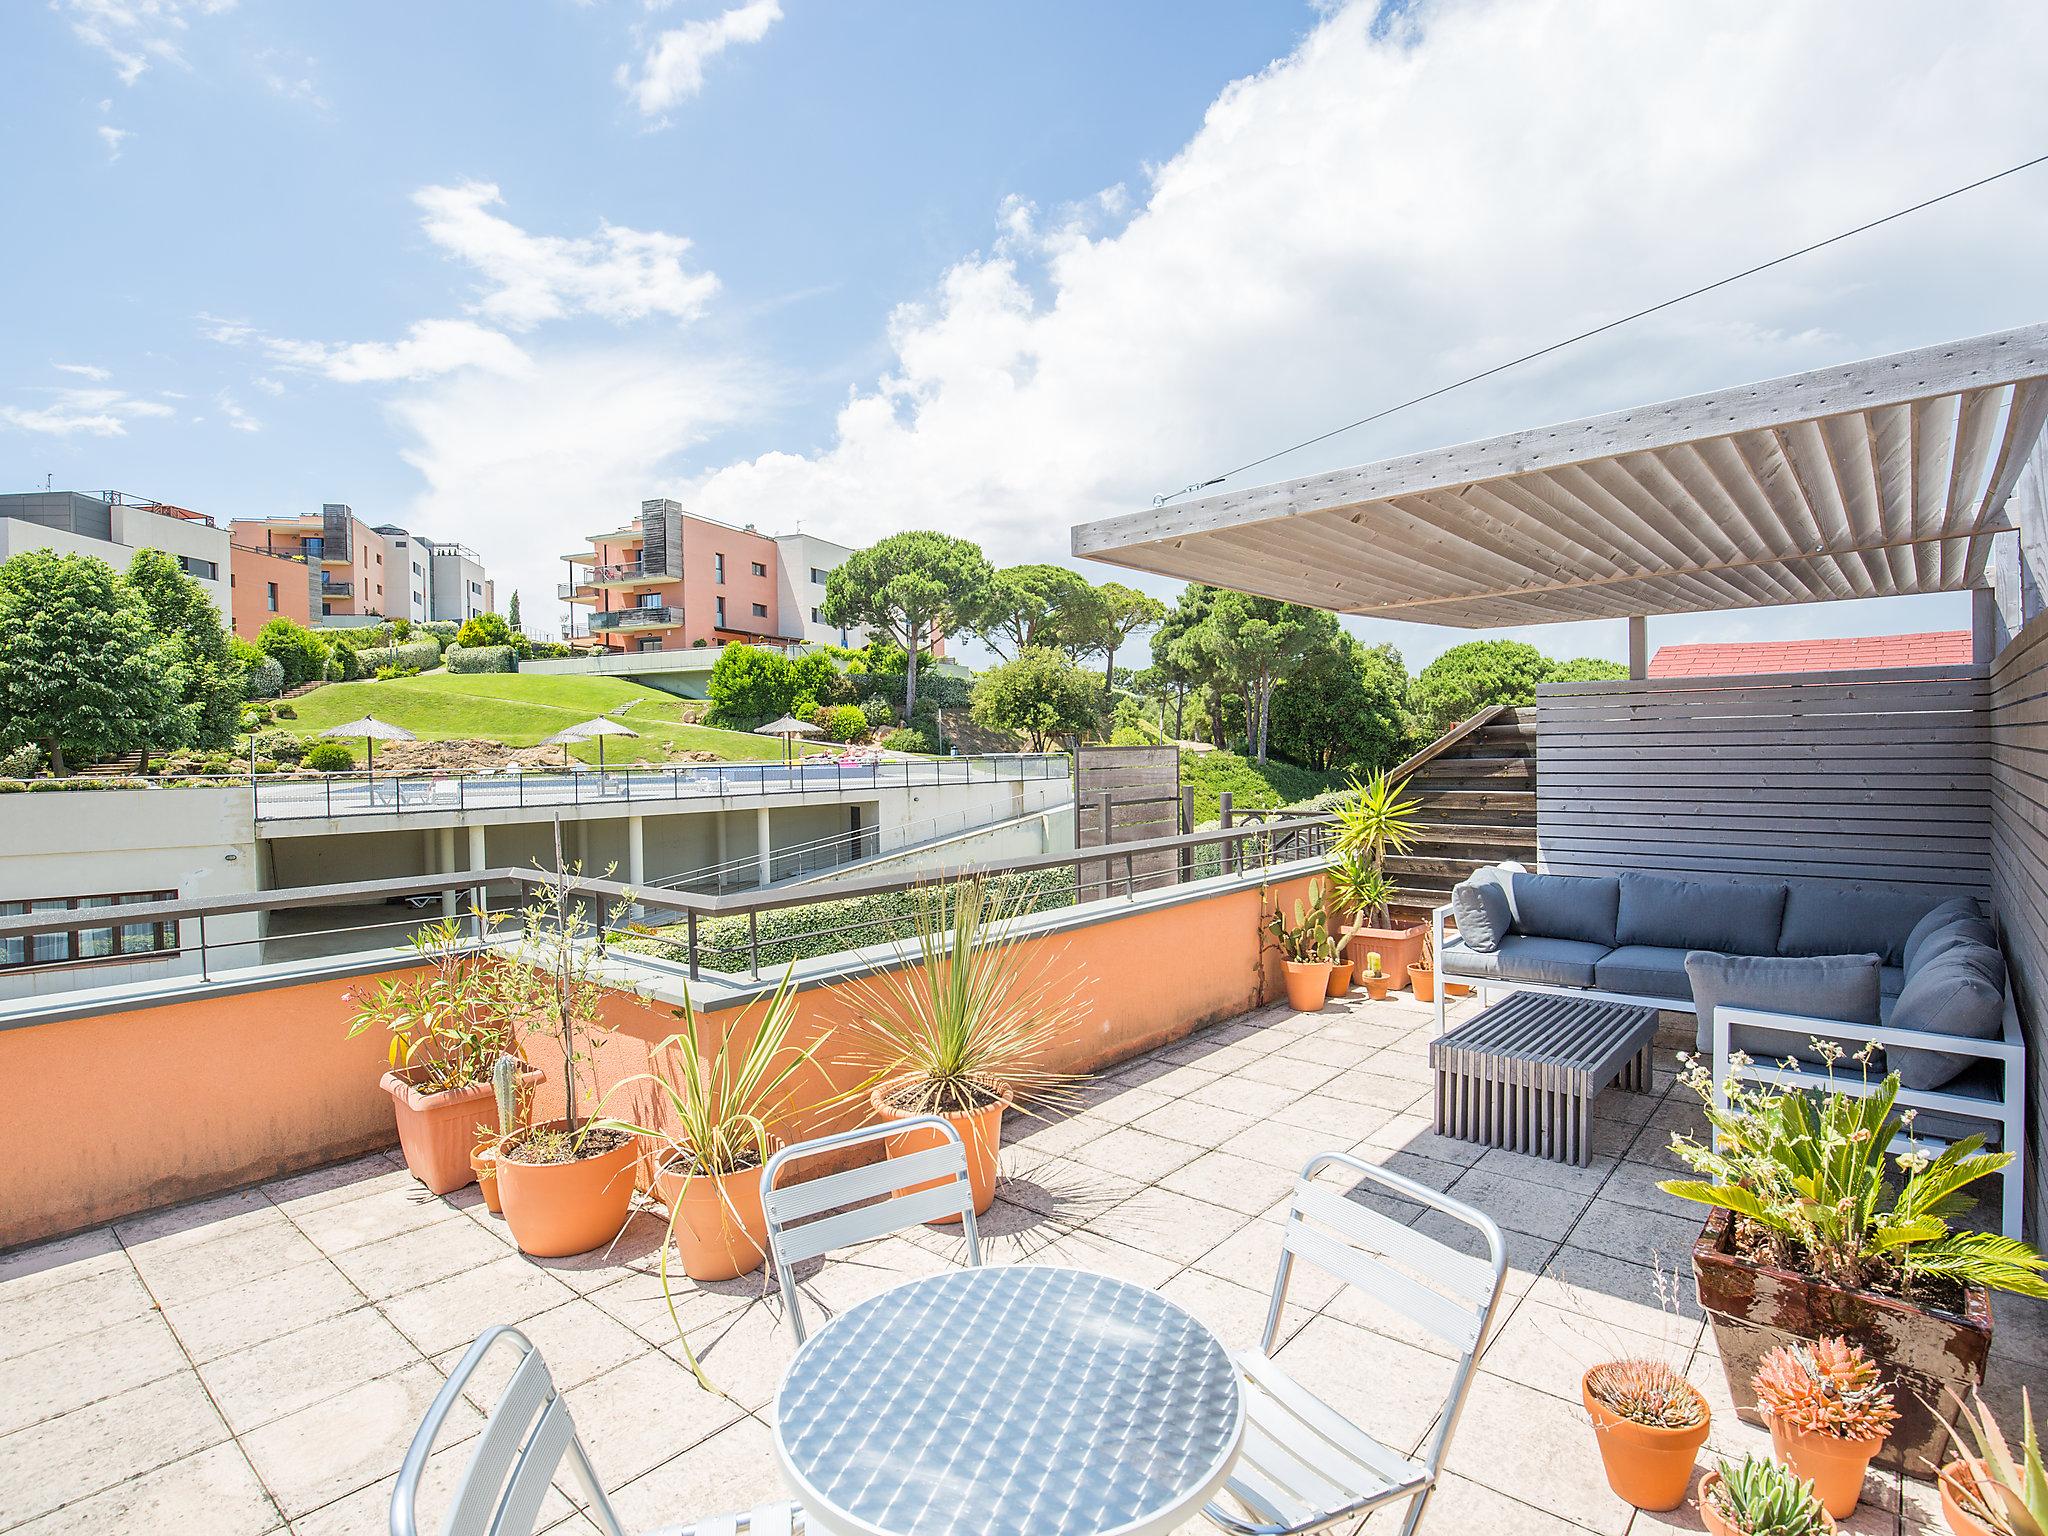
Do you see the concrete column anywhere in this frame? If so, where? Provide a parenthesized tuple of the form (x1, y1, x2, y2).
(1627, 616, 1649, 679)
(715, 812, 729, 886)
(437, 826, 457, 918)
(466, 824, 487, 939)
(1973, 586, 1999, 668)
(756, 806, 773, 886)
(627, 814, 645, 889)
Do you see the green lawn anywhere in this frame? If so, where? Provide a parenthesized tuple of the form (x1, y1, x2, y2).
(281, 673, 819, 764)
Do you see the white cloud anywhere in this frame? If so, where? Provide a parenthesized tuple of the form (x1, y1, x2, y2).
(256, 47, 326, 110)
(618, 0, 780, 120)
(264, 319, 533, 384)
(96, 124, 130, 159)
(214, 390, 260, 432)
(0, 385, 175, 437)
(254, 375, 285, 396)
(196, 311, 256, 346)
(60, 0, 236, 85)
(411, 182, 719, 331)
(53, 363, 111, 381)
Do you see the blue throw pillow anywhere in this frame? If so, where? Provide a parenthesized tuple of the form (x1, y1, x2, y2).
(1684, 951, 1880, 1059)
(1450, 879, 1511, 952)
(1890, 944, 2007, 1092)
(1907, 916, 2000, 977)
(1508, 872, 1618, 948)
(1903, 898, 1991, 972)
(1618, 872, 1786, 957)
(1779, 883, 1944, 967)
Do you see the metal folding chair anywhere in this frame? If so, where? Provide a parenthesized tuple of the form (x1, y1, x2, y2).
(1202, 1152, 1509, 1536)
(391, 1325, 800, 1536)
(761, 1116, 982, 1343)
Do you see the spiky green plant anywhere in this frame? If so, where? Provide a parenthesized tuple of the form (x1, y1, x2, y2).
(1705, 1455, 1830, 1536)
(1946, 1390, 2048, 1536)
(490, 1054, 523, 1141)
(1264, 878, 1331, 964)
(1324, 851, 1398, 931)
(1586, 1358, 1704, 1429)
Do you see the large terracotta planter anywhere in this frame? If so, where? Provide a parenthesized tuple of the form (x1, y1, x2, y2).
(1767, 1416, 1885, 1518)
(496, 1121, 640, 1258)
(1691, 1208, 1992, 1476)
(1582, 1371, 1712, 1511)
(1326, 960, 1355, 998)
(1938, 1459, 2000, 1536)
(381, 1068, 541, 1196)
(869, 1082, 1007, 1217)
(1282, 960, 1334, 1011)
(1345, 923, 1426, 987)
(655, 1157, 769, 1282)
(1698, 1468, 1836, 1536)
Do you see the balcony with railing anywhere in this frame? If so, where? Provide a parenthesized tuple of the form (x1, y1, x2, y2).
(320, 577, 353, 597)
(589, 604, 683, 631)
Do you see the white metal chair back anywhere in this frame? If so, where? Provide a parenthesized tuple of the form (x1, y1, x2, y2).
(1205, 1151, 1509, 1536)
(762, 1116, 982, 1343)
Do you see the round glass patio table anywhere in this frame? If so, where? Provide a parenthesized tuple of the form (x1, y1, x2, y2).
(773, 1263, 1244, 1536)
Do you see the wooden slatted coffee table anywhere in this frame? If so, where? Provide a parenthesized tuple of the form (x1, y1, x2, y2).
(1429, 991, 1659, 1165)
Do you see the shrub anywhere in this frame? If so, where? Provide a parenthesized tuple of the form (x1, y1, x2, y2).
(375, 664, 421, 681)
(243, 653, 286, 700)
(304, 741, 356, 772)
(820, 704, 868, 743)
(858, 693, 896, 727)
(444, 644, 517, 674)
(455, 613, 522, 652)
(359, 638, 441, 674)
(255, 730, 307, 765)
(708, 643, 799, 726)
(527, 640, 571, 660)
(0, 780, 23, 793)
(257, 618, 329, 689)
(880, 727, 934, 754)
(419, 620, 459, 643)
(794, 699, 821, 723)
(1110, 725, 1152, 747)
(273, 702, 296, 720)
(0, 744, 44, 777)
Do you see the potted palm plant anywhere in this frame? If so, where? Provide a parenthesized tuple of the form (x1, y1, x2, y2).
(1699, 1455, 1835, 1536)
(1581, 1357, 1712, 1511)
(845, 877, 1083, 1215)
(1328, 770, 1425, 986)
(1940, 1391, 2048, 1536)
(1662, 1054, 2048, 1471)
(1265, 879, 1336, 1012)
(348, 917, 540, 1196)
(601, 969, 826, 1283)
(1752, 1337, 1897, 1517)
(490, 829, 647, 1258)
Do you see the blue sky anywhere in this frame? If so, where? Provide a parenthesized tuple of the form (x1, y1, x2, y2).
(4, 1, 2046, 665)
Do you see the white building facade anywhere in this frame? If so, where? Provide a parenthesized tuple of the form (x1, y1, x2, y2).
(0, 491, 232, 616)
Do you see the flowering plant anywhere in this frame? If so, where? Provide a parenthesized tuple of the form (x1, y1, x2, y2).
(1752, 1337, 1897, 1442)
(1660, 1048, 2047, 1298)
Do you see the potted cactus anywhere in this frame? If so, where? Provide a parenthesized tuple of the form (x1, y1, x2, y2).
(1266, 879, 1336, 1012)
(1359, 950, 1394, 1001)
(1581, 1357, 1713, 1511)
(1699, 1455, 1835, 1535)
(470, 1054, 530, 1215)
(1752, 1337, 1897, 1517)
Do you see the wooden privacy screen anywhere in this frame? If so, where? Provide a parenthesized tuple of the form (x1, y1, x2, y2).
(1990, 613, 2048, 1231)
(1534, 667, 1990, 897)
(1074, 744, 1185, 900)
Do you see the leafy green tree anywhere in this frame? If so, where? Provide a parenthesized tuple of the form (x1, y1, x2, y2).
(1190, 591, 1332, 763)
(506, 590, 522, 632)
(0, 549, 182, 774)
(1268, 636, 1410, 773)
(970, 647, 1101, 751)
(821, 531, 992, 720)
(456, 612, 516, 650)
(256, 617, 329, 689)
(707, 643, 799, 726)
(125, 548, 245, 749)
(1411, 639, 1552, 737)
(789, 649, 839, 709)
(1071, 581, 1167, 687)
(972, 564, 1095, 659)
(1547, 655, 1630, 683)
(1154, 584, 1231, 746)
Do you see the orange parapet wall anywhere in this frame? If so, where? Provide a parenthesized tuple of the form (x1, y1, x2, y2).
(0, 872, 1316, 1251)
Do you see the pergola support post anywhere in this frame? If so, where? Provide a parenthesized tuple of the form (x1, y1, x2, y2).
(1627, 616, 1649, 680)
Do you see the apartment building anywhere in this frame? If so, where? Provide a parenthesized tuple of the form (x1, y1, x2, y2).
(227, 540, 314, 637)
(0, 490, 232, 615)
(563, 501, 884, 653)
(230, 506, 494, 626)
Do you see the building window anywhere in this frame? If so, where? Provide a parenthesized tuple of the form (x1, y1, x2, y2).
(266, 582, 279, 612)
(412, 562, 423, 577)
(714, 554, 726, 584)
(751, 561, 766, 577)
(305, 536, 324, 558)
(715, 596, 727, 628)
(751, 602, 768, 618)
(322, 602, 332, 616)
(178, 556, 218, 581)
(636, 637, 662, 652)
(636, 592, 663, 610)
(469, 580, 481, 595)
(0, 892, 178, 972)
(811, 607, 824, 624)
(810, 567, 829, 585)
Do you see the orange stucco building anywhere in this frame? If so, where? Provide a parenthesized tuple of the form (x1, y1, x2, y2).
(227, 540, 315, 638)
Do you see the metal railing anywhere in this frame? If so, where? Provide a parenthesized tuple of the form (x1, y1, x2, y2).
(321, 579, 353, 597)
(0, 818, 1333, 1000)
(249, 752, 1069, 822)
(589, 607, 682, 631)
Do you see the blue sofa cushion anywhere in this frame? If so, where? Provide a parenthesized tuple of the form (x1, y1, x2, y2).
(1880, 965, 1906, 1000)
(1906, 915, 2000, 977)
(1900, 1060, 2013, 1143)
(1617, 872, 1786, 956)
(1684, 950, 1881, 1057)
(1449, 879, 1512, 953)
(1904, 897, 1989, 971)
(1779, 882, 1943, 967)
(1439, 934, 1609, 989)
(1508, 872, 1619, 948)
(1593, 945, 1694, 1002)
(1889, 944, 2007, 1092)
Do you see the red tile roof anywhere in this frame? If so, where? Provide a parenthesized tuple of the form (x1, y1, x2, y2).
(1647, 631, 1973, 678)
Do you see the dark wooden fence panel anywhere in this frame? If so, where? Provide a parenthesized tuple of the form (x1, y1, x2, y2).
(1990, 613, 2048, 1235)
(1073, 744, 1184, 899)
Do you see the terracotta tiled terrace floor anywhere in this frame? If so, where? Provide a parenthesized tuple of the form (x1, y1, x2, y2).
(2, 989, 2041, 1535)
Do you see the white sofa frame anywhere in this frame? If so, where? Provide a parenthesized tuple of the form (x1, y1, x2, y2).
(1429, 886, 2028, 1239)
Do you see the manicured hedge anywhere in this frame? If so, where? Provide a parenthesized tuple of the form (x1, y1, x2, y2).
(357, 639, 442, 673)
(879, 727, 934, 754)
(444, 644, 516, 674)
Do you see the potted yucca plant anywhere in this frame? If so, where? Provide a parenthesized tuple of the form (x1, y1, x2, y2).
(1327, 770, 1425, 985)
(1699, 1454, 1835, 1536)
(1941, 1390, 2048, 1536)
(1265, 879, 1336, 1012)
(1663, 1051, 2048, 1470)
(1752, 1337, 1897, 1517)
(1581, 1357, 1713, 1511)
(844, 878, 1083, 1215)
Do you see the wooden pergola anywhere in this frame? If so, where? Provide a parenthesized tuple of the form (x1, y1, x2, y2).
(1071, 326, 2048, 638)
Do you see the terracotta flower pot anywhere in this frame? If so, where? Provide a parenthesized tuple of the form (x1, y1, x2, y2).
(1345, 923, 1426, 986)
(496, 1121, 640, 1258)
(1444, 980, 1474, 997)
(1582, 1370, 1712, 1512)
(1282, 960, 1334, 1011)
(1326, 960, 1355, 998)
(1691, 1208, 1991, 1474)
(655, 1157, 769, 1282)
(1409, 964, 1438, 1003)
(1697, 1468, 1836, 1536)
(1361, 974, 1393, 1001)
(869, 1082, 1008, 1217)
(472, 1142, 502, 1214)
(380, 1068, 541, 1196)
(1938, 1459, 2001, 1536)
(1768, 1415, 1886, 1518)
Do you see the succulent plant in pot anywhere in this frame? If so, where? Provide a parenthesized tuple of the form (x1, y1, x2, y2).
(1581, 1357, 1712, 1511)
(1699, 1454, 1835, 1536)
(1358, 949, 1394, 1002)
(1266, 878, 1336, 1012)
(1939, 1390, 2048, 1536)
(1752, 1337, 1897, 1517)
(470, 1054, 531, 1215)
